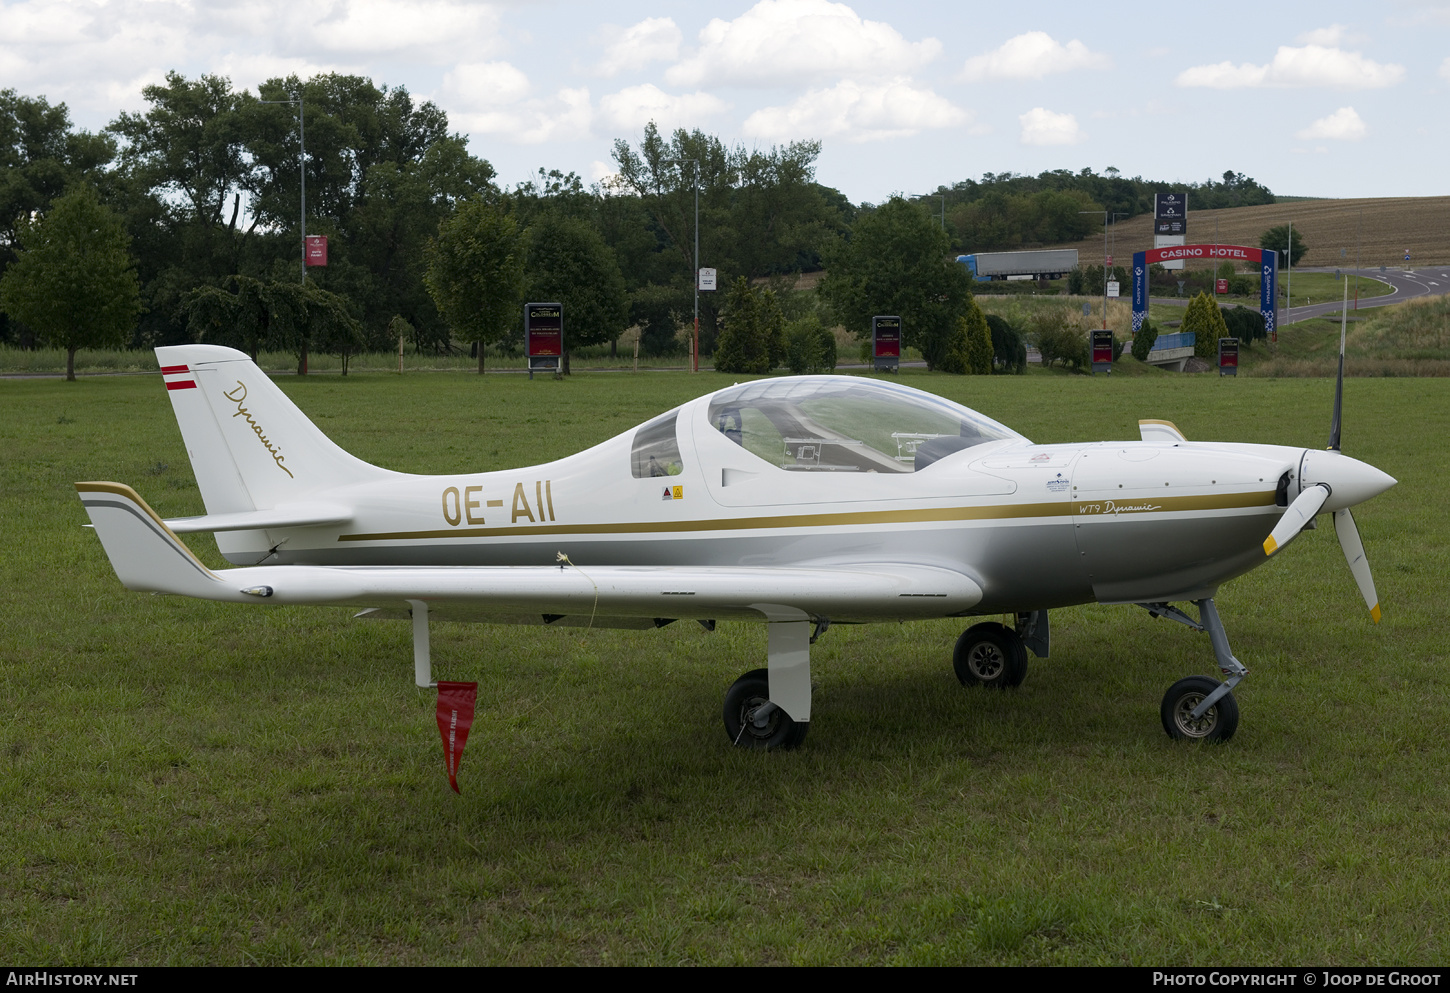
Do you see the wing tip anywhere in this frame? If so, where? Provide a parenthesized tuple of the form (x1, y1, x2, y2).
(1370, 603, 1381, 624)
(1263, 536, 1278, 556)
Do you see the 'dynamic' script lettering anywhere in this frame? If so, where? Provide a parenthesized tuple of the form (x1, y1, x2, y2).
(223, 382, 294, 478)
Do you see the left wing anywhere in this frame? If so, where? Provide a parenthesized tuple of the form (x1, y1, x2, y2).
(77, 482, 983, 622)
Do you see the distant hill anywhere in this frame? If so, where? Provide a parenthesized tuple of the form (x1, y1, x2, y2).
(1036, 197, 1450, 269)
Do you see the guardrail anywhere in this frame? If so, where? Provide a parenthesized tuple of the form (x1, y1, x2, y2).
(1149, 332, 1195, 352)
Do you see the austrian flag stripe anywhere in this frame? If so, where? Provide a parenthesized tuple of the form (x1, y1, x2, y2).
(161, 364, 196, 391)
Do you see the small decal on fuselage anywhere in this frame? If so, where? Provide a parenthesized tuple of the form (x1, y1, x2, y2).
(1076, 500, 1163, 515)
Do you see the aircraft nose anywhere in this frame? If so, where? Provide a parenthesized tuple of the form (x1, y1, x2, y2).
(1302, 451, 1397, 512)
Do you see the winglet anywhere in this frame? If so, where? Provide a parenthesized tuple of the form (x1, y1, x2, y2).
(75, 482, 223, 595)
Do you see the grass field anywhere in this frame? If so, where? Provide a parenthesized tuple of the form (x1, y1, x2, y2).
(2, 368, 1447, 965)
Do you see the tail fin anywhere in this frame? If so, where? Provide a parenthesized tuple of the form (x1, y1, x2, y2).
(76, 482, 226, 597)
(155, 345, 396, 516)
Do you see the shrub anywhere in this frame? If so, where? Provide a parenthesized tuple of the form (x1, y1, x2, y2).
(1131, 319, 1160, 362)
(783, 314, 837, 374)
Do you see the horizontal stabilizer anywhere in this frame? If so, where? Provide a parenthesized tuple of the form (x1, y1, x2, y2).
(76, 482, 223, 596)
(1139, 419, 1187, 443)
(164, 504, 352, 533)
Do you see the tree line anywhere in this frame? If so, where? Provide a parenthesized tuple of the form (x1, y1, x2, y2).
(1, 74, 1281, 377)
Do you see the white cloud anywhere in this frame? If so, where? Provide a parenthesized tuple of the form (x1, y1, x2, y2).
(958, 31, 1110, 81)
(593, 18, 681, 77)
(744, 79, 969, 143)
(1176, 44, 1405, 89)
(597, 84, 729, 132)
(589, 160, 617, 184)
(271, 0, 504, 62)
(1295, 106, 1367, 140)
(441, 62, 532, 108)
(0, 0, 509, 125)
(451, 87, 594, 145)
(1018, 107, 1085, 146)
(666, 0, 941, 88)
(1299, 24, 1347, 46)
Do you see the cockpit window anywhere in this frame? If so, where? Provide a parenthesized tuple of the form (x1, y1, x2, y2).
(708, 378, 1023, 473)
(631, 410, 685, 478)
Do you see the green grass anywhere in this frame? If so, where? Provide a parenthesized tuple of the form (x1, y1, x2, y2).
(1242, 295, 1450, 377)
(1281, 272, 1394, 309)
(2, 369, 1446, 965)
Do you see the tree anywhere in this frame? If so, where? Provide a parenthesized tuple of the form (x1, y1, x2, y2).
(818, 196, 970, 370)
(962, 297, 993, 374)
(1260, 224, 1307, 268)
(985, 313, 1026, 374)
(1181, 291, 1230, 359)
(1, 90, 117, 344)
(1221, 306, 1266, 347)
(0, 186, 140, 380)
(714, 277, 782, 374)
(425, 198, 524, 373)
(523, 213, 629, 374)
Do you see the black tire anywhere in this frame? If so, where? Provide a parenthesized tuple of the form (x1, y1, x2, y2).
(952, 622, 1028, 688)
(723, 668, 809, 750)
(1160, 675, 1239, 742)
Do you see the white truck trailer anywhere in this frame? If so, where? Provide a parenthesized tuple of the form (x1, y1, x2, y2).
(956, 249, 1078, 282)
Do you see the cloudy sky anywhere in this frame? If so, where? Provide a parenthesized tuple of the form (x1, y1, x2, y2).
(3, 0, 1447, 203)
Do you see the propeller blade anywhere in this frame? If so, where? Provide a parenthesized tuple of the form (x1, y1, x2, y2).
(1264, 483, 1330, 556)
(1334, 508, 1381, 623)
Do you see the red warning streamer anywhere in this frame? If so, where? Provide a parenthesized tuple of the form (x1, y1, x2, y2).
(435, 681, 478, 793)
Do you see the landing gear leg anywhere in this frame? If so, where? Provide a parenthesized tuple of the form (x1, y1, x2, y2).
(1145, 597, 1248, 741)
(407, 598, 435, 688)
(722, 606, 812, 750)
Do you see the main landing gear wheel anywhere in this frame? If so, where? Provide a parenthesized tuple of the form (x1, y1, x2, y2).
(953, 622, 1028, 689)
(1161, 675, 1240, 742)
(723, 668, 808, 750)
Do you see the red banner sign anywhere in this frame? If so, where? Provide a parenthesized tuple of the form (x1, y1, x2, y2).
(435, 681, 478, 793)
(1216, 278, 1229, 294)
(305, 235, 328, 267)
(1145, 244, 1263, 265)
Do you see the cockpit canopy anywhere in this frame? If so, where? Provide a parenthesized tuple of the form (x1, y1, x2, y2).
(706, 378, 1025, 473)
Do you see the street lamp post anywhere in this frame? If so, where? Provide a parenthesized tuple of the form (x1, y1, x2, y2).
(258, 92, 306, 284)
(686, 158, 700, 373)
(1079, 210, 1109, 329)
(911, 192, 946, 230)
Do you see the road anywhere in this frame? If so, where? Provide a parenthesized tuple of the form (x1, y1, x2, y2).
(1279, 265, 1450, 324)
(1150, 265, 1450, 326)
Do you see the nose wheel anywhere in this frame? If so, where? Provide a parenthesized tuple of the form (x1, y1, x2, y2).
(1161, 675, 1239, 741)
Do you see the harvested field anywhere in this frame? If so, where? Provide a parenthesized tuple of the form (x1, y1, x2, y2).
(1044, 197, 1450, 270)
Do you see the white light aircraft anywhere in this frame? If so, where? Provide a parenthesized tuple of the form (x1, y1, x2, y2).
(79, 343, 1394, 749)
